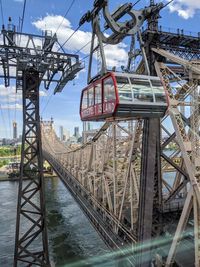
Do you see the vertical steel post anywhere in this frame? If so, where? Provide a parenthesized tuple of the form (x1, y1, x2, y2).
(14, 68, 50, 266)
(113, 122, 117, 231)
(137, 118, 162, 267)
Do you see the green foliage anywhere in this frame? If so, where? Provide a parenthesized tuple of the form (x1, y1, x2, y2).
(0, 145, 21, 157)
(0, 159, 9, 168)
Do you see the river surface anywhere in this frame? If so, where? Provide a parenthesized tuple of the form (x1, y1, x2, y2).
(0, 169, 176, 267)
(0, 177, 115, 267)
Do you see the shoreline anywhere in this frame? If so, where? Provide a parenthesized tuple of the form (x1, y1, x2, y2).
(0, 175, 57, 182)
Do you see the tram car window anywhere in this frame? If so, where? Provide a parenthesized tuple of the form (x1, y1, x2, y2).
(103, 77, 115, 101)
(151, 79, 166, 103)
(116, 76, 132, 102)
(82, 90, 88, 109)
(130, 78, 154, 103)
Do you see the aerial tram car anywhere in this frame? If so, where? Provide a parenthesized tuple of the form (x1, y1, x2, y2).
(80, 72, 168, 121)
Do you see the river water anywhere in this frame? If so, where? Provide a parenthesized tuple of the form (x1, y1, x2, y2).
(0, 177, 115, 267)
(0, 169, 176, 267)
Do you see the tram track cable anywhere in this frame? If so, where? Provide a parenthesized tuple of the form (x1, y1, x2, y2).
(41, 91, 54, 115)
(20, 0, 27, 33)
(18, 0, 27, 46)
(57, 24, 81, 52)
(6, 89, 12, 139)
(74, 0, 171, 59)
(42, 1, 76, 115)
(0, 103, 8, 138)
(55, 0, 76, 35)
(0, 0, 4, 25)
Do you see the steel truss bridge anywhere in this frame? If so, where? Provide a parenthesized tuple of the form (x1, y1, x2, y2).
(41, 49, 200, 266)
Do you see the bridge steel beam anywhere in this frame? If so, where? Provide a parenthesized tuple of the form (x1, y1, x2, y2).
(14, 69, 49, 266)
(137, 118, 162, 267)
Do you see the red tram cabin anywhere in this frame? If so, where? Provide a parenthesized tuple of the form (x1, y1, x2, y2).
(80, 72, 168, 121)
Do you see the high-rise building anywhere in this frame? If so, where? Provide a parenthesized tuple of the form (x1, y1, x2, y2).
(63, 129, 70, 141)
(59, 126, 64, 141)
(74, 127, 80, 138)
(13, 121, 17, 139)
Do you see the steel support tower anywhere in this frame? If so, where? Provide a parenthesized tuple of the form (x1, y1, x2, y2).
(138, 2, 200, 266)
(0, 19, 83, 266)
(14, 69, 50, 266)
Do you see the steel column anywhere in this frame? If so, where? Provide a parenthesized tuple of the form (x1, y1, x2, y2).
(137, 118, 162, 267)
(14, 68, 50, 266)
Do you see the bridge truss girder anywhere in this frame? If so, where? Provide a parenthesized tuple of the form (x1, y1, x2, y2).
(154, 56, 200, 266)
(42, 50, 200, 266)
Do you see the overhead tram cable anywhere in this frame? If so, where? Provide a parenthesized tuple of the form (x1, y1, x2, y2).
(0, 0, 4, 25)
(6, 88, 12, 138)
(57, 0, 141, 55)
(74, 0, 143, 62)
(20, 0, 26, 33)
(55, 0, 76, 35)
(41, 91, 54, 115)
(42, 0, 76, 109)
(57, 24, 81, 52)
(75, 0, 172, 58)
(0, 103, 8, 138)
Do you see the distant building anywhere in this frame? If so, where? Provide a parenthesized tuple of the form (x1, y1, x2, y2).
(74, 127, 80, 138)
(82, 122, 96, 143)
(13, 121, 17, 139)
(63, 129, 70, 141)
(59, 126, 64, 141)
(66, 136, 78, 145)
(18, 135, 22, 142)
(2, 138, 7, 146)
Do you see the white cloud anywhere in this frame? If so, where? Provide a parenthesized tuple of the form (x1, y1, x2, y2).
(0, 84, 47, 111)
(0, 103, 22, 110)
(39, 90, 47, 97)
(167, 0, 200, 19)
(32, 15, 128, 68)
(0, 85, 21, 100)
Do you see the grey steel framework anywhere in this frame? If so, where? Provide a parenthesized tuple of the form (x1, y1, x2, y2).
(42, 1, 200, 267)
(0, 19, 83, 266)
(42, 51, 200, 266)
(14, 69, 49, 266)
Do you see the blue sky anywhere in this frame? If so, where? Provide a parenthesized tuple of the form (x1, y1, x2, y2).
(0, 0, 199, 138)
